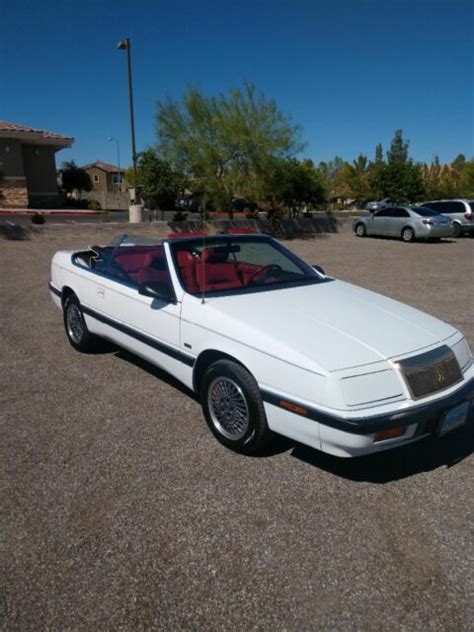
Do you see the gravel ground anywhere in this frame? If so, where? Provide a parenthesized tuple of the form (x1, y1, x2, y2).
(1, 225, 473, 630)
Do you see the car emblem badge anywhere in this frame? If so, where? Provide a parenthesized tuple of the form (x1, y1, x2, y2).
(434, 367, 446, 384)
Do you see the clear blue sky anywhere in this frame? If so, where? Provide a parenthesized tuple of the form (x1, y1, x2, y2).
(1, 0, 472, 169)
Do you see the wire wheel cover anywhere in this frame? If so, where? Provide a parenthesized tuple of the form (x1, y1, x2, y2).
(67, 304, 84, 344)
(208, 377, 250, 440)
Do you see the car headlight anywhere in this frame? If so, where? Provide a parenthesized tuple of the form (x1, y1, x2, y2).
(341, 369, 404, 407)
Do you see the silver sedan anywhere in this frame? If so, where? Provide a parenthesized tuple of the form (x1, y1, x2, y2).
(353, 205, 453, 242)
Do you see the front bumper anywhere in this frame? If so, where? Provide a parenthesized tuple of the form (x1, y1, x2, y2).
(262, 377, 474, 457)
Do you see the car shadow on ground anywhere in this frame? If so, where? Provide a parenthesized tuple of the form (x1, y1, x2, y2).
(361, 235, 456, 245)
(290, 421, 474, 483)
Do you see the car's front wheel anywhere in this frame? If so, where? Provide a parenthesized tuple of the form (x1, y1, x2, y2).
(201, 359, 271, 454)
(355, 223, 366, 237)
(401, 227, 415, 242)
(63, 294, 99, 352)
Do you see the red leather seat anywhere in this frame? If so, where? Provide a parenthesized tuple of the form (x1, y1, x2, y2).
(176, 250, 199, 293)
(114, 246, 165, 284)
(137, 250, 168, 285)
(196, 247, 243, 292)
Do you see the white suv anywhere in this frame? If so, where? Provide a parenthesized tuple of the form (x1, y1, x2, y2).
(421, 200, 474, 237)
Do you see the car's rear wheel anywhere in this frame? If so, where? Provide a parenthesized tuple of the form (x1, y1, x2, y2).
(451, 222, 462, 238)
(401, 227, 415, 242)
(355, 223, 366, 237)
(63, 294, 99, 352)
(201, 359, 271, 454)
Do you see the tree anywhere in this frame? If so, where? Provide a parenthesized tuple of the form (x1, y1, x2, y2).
(60, 161, 92, 196)
(459, 159, 474, 198)
(155, 82, 303, 217)
(368, 130, 425, 202)
(129, 148, 185, 216)
(345, 154, 371, 205)
(266, 158, 326, 216)
(316, 156, 350, 203)
(374, 143, 384, 164)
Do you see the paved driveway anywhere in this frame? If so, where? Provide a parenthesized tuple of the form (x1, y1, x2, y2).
(2, 228, 473, 630)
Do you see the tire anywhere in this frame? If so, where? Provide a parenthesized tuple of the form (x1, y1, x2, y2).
(63, 294, 99, 352)
(355, 223, 366, 237)
(401, 226, 415, 242)
(451, 223, 462, 238)
(201, 359, 271, 454)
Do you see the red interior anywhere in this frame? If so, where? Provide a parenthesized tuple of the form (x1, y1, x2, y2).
(108, 244, 273, 293)
(175, 246, 263, 293)
(113, 246, 168, 284)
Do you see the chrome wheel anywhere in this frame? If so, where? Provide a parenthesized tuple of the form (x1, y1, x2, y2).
(355, 223, 366, 237)
(208, 377, 250, 440)
(402, 227, 414, 242)
(66, 303, 84, 344)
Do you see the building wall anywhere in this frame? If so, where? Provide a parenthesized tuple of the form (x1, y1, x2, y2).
(87, 166, 108, 192)
(22, 145, 58, 194)
(106, 172, 123, 193)
(86, 167, 123, 193)
(0, 139, 25, 177)
(0, 139, 28, 207)
(0, 179, 29, 208)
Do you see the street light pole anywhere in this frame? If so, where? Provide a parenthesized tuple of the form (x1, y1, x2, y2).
(117, 37, 138, 204)
(108, 136, 121, 191)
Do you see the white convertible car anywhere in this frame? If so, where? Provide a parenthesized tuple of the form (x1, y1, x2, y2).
(49, 231, 473, 457)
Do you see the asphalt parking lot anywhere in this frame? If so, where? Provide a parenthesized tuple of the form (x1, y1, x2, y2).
(2, 226, 473, 630)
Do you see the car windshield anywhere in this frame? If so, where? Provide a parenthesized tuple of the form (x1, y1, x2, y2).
(413, 207, 442, 217)
(170, 235, 322, 295)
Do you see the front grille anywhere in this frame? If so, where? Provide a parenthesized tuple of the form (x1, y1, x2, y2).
(397, 345, 463, 399)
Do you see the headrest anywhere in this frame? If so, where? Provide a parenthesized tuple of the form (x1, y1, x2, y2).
(177, 250, 195, 266)
(201, 247, 229, 263)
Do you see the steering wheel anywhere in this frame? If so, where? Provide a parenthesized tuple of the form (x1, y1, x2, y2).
(246, 264, 282, 285)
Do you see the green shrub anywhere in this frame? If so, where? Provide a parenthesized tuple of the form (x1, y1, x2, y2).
(172, 210, 188, 221)
(31, 213, 46, 224)
(88, 199, 102, 211)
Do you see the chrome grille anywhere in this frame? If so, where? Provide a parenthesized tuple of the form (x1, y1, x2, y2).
(397, 345, 463, 399)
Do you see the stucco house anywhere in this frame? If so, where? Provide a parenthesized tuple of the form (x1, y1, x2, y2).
(0, 120, 74, 208)
(82, 161, 125, 193)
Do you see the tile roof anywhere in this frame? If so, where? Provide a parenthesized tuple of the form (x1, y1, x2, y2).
(0, 120, 74, 141)
(82, 160, 125, 173)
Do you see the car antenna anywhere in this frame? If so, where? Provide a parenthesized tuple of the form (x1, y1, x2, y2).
(201, 193, 206, 304)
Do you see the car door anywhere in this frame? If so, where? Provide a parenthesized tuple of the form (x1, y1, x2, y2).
(93, 244, 185, 381)
(368, 208, 392, 236)
(388, 207, 410, 237)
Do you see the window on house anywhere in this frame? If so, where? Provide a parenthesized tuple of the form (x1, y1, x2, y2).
(112, 174, 123, 184)
(93, 174, 100, 183)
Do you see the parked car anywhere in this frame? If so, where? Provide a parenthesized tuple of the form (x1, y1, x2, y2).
(365, 198, 392, 212)
(49, 232, 473, 458)
(353, 205, 453, 242)
(175, 196, 199, 212)
(420, 200, 474, 237)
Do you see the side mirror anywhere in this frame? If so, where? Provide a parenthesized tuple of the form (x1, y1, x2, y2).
(312, 264, 325, 276)
(138, 280, 177, 304)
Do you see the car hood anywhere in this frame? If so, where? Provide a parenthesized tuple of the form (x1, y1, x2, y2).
(197, 279, 457, 373)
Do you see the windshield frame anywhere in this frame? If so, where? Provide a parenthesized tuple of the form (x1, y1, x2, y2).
(168, 234, 325, 298)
